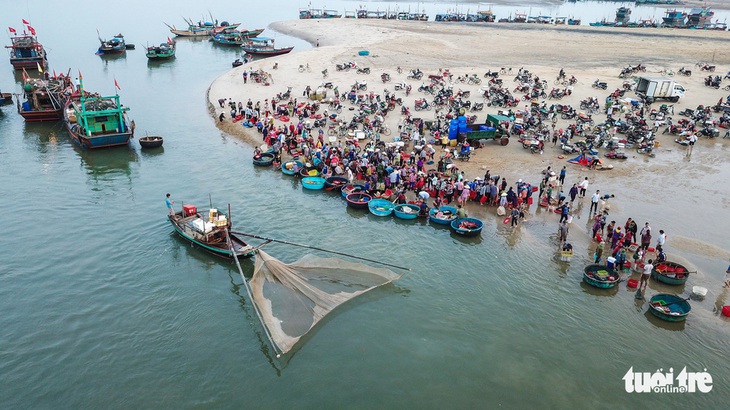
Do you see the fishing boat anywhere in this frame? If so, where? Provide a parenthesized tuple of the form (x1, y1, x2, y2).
(241, 37, 294, 57)
(253, 152, 275, 166)
(302, 176, 326, 190)
(568, 18, 581, 26)
(686, 7, 714, 28)
(368, 199, 395, 216)
(662, 9, 686, 28)
(323, 9, 343, 19)
(648, 294, 691, 322)
(139, 135, 163, 148)
(96, 34, 127, 55)
(324, 176, 348, 191)
(63, 79, 134, 149)
(583, 264, 621, 288)
(299, 8, 324, 19)
(394, 204, 420, 220)
(428, 206, 457, 225)
(346, 192, 372, 209)
(18, 75, 74, 122)
(210, 28, 264, 46)
(341, 184, 364, 198)
(167, 19, 240, 37)
(146, 39, 176, 60)
(169, 205, 254, 258)
(281, 159, 303, 175)
(450, 217, 484, 236)
(651, 261, 690, 285)
(6, 28, 48, 70)
(1, 91, 12, 106)
(299, 167, 321, 178)
(615, 7, 632, 25)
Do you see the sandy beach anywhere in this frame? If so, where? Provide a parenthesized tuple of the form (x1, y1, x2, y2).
(208, 19, 730, 263)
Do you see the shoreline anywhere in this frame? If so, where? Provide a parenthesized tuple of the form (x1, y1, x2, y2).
(207, 18, 730, 263)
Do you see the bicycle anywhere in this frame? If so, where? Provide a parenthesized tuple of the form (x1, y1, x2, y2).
(299, 63, 311, 73)
(659, 68, 675, 77)
(500, 67, 513, 75)
(322, 69, 328, 78)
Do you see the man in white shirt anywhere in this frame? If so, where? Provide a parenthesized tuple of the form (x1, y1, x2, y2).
(656, 229, 666, 251)
(578, 177, 589, 198)
(688, 133, 697, 155)
(641, 259, 654, 290)
(590, 190, 600, 214)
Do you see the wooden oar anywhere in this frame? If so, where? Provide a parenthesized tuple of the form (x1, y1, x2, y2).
(230, 231, 411, 271)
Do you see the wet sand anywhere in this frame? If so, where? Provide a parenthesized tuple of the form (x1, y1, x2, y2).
(207, 18, 730, 278)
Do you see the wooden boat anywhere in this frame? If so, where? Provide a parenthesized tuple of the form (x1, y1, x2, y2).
(253, 152, 275, 166)
(169, 205, 254, 258)
(146, 39, 175, 60)
(139, 135, 163, 148)
(428, 206, 457, 225)
(241, 37, 294, 57)
(6, 30, 48, 70)
(346, 192, 372, 209)
(17, 74, 76, 122)
(450, 217, 484, 236)
(652, 261, 690, 285)
(583, 264, 621, 288)
(281, 160, 303, 175)
(648, 294, 691, 322)
(97, 34, 126, 55)
(63, 80, 134, 149)
(341, 184, 364, 198)
(302, 176, 326, 190)
(211, 30, 246, 46)
(168, 20, 240, 37)
(1, 92, 12, 106)
(368, 199, 395, 216)
(324, 176, 348, 191)
(394, 204, 420, 220)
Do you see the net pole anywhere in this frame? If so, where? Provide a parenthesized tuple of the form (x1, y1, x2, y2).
(225, 229, 282, 357)
(230, 231, 411, 271)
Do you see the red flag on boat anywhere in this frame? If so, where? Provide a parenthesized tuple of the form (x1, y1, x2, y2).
(114, 78, 121, 91)
(22, 19, 30, 25)
(28, 26, 36, 35)
(22, 68, 29, 81)
(52, 69, 57, 78)
(78, 70, 83, 80)
(8, 27, 16, 34)
(167, 36, 172, 44)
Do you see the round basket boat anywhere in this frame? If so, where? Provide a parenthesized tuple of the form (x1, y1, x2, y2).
(649, 293, 691, 322)
(299, 168, 321, 178)
(139, 135, 163, 149)
(428, 206, 457, 226)
(253, 152, 275, 166)
(281, 160, 303, 175)
(651, 261, 690, 286)
(368, 199, 395, 217)
(324, 176, 348, 191)
(394, 204, 420, 220)
(450, 217, 484, 236)
(583, 264, 620, 289)
(301, 176, 326, 190)
(341, 183, 364, 198)
(346, 192, 372, 209)
(358, 50, 369, 56)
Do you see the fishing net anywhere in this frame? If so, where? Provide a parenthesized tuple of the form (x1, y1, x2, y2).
(249, 250, 402, 355)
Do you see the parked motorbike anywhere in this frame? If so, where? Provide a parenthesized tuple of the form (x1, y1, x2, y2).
(381, 73, 391, 83)
(407, 69, 423, 80)
(414, 99, 431, 111)
(357, 67, 371, 74)
(604, 151, 627, 159)
(592, 79, 607, 90)
(336, 62, 356, 71)
(699, 63, 716, 72)
(678, 67, 692, 77)
(352, 80, 368, 91)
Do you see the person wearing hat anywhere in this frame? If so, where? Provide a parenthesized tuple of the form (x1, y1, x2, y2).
(611, 226, 623, 250)
(456, 204, 468, 219)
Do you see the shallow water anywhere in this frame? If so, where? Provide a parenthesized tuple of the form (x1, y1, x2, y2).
(1, 1, 729, 407)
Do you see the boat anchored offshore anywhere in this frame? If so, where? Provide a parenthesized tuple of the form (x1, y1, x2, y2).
(63, 78, 134, 148)
(241, 37, 294, 57)
(169, 204, 254, 258)
(96, 33, 127, 55)
(146, 38, 176, 60)
(6, 24, 48, 70)
(18, 74, 75, 122)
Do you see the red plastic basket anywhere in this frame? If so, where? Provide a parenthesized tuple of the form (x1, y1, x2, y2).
(627, 278, 639, 288)
(722, 306, 730, 318)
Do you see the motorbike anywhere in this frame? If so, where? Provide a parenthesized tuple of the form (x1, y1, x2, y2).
(357, 67, 371, 74)
(705, 75, 722, 89)
(604, 151, 628, 159)
(394, 82, 408, 91)
(336, 62, 356, 71)
(484, 70, 500, 78)
(454, 147, 471, 161)
(414, 99, 431, 111)
(401, 106, 411, 116)
(560, 142, 578, 154)
(381, 73, 391, 83)
(320, 81, 334, 89)
(407, 69, 423, 80)
(699, 63, 716, 72)
(678, 67, 692, 77)
(352, 80, 368, 91)
(698, 126, 720, 138)
(470, 102, 484, 112)
(592, 79, 607, 90)
(418, 84, 435, 94)
(321, 69, 328, 78)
